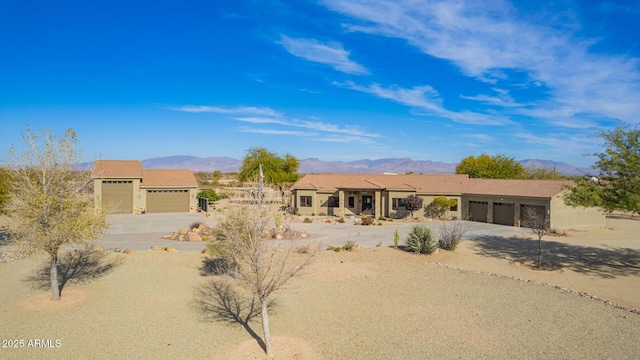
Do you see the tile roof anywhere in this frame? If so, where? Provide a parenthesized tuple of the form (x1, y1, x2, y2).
(291, 174, 574, 198)
(140, 170, 198, 188)
(464, 179, 575, 198)
(91, 160, 143, 178)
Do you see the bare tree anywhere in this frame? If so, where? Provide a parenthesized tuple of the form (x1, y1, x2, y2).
(521, 205, 548, 268)
(5, 126, 108, 300)
(208, 187, 316, 358)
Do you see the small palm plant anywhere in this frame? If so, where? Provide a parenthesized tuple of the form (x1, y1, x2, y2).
(405, 225, 437, 254)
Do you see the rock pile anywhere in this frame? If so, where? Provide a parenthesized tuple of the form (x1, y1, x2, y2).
(163, 223, 215, 242)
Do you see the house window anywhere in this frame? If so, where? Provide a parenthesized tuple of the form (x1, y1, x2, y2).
(300, 196, 312, 207)
(328, 196, 339, 208)
(348, 196, 355, 208)
(392, 198, 406, 210)
(450, 199, 458, 212)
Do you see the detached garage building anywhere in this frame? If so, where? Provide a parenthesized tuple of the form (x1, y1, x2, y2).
(92, 160, 198, 214)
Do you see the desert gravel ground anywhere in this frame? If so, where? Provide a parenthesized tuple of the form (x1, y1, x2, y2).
(1, 214, 639, 359)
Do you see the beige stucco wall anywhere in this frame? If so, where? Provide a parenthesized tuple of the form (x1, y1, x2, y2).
(386, 191, 462, 219)
(294, 189, 317, 215)
(550, 196, 605, 229)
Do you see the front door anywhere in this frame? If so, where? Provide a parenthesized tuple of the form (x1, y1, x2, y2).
(362, 196, 373, 213)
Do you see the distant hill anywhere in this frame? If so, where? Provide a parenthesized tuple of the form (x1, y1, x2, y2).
(141, 155, 241, 172)
(130, 155, 590, 176)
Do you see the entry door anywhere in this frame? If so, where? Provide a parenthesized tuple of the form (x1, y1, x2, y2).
(362, 196, 373, 212)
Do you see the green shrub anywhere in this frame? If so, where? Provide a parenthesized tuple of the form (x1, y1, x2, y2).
(197, 189, 221, 203)
(393, 230, 400, 249)
(344, 240, 356, 251)
(319, 212, 327, 216)
(303, 217, 312, 223)
(405, 225, 437, 254)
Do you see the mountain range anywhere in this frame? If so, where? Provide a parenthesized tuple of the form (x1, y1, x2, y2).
(133, 155, 591, 176)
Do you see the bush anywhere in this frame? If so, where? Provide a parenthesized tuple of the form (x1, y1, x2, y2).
(197, 189, 221, 203)
(361, 216, 374, 226)
(303, 217, 312, 223)
(436, 219, 469, 251)
(343, 240, 356, 251)
(405, 225, 437, 254)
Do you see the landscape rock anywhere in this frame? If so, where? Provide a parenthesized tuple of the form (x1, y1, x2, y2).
(188, 232, 202, 242)
(123, 248, 133, 254)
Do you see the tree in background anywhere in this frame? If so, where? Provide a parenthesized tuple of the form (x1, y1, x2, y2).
(523, 167, 567, 180)
(404, 194, 423, 218)
(5, 126, 108, 300)
(456, 153, 525, 179)
(565, 124, 640, 215)
(238, 147, 300, 184)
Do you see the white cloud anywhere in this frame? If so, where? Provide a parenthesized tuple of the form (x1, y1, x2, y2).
(239, 127, 312, 136)
(277, 35, 370, 75)
(321, 0, 640, 126)
(176, 105, 282, 117)
(335, 81, 511, 125)
(460, 88, 525, 107)
(178, 103, 381, 141)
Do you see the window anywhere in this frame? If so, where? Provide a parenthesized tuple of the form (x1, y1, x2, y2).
(328, 196, 339, 207)
(300, 196, 312, 207)
(450, 199, 458, 212)
(348, 196, 355, 208)
(392, 198, 406, 210)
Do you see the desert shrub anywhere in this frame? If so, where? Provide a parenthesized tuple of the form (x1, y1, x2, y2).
(197, 189, 221, 203)
(393, 230, 400, 249)
(344, 240, 356, 251)
(319, 212, 327, 216)
(436, 219, 469, 251)
(303, 217, 312, 223)
(361, 216, 374, 226)
(405, 225, 437, 254)
(425, 196, 457, 220)
(336, 217, 345, 224)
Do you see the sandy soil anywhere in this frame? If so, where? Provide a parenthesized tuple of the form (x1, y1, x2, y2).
(1, 218, 639, 359)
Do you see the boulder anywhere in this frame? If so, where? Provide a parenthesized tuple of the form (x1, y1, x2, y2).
(122, 248, 133, 254)
(165, 247, 177, 253)
(188, 232, 202, 242)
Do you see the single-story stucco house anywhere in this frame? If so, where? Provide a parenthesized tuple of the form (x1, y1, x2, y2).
(290, 173, 605, 230)
(91, 160, 199, 214)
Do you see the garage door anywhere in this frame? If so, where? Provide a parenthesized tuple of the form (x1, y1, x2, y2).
(520, 205, 546, 228)
(102, 180, 133, 214)
(493, 202, 515, 226)
(146, 190, 189, 213)
(469, 201, 488, 222)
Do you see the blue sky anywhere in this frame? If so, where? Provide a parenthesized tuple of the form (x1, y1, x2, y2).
(1, 0, 639, 167)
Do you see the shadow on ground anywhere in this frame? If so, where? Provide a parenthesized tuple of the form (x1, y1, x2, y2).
(199, 257, 230, 276)
(472, 235, 640, 278)
(25, 248, 123, 295)
(192, 280, 276, 352)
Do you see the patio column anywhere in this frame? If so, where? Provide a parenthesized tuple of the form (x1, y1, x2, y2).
(339, 190, 345, 217)
(374, 190, 381, 219)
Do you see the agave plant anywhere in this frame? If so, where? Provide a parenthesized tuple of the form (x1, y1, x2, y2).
(405, 225, 437, 254)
